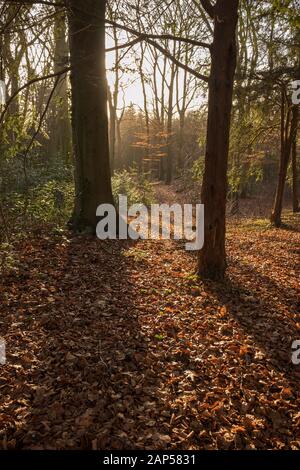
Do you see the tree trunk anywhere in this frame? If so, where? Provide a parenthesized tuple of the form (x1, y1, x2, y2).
(139, 44, 150, 175)
(292, 133, 299, 213)
(116, 114, 123, 169)
(108, 24, 120, 173)
(166, 52, 176, 185)
(176, 48, 189, 171)
(108, 86, 116, 172)
(271, 101, 298, 227)
(156, 54, 167, 181)
(67, 0, 114, 231)
(49, 8, 71, 161)
(198, 0, 239, 280)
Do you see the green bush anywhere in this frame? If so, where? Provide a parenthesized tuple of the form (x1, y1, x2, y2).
(27, 180, 74, 223)
(191, 157, 205, 182)
(1, 166, 156, 239)
(112, 168, 155, 206)
(5, 180, 74, 227)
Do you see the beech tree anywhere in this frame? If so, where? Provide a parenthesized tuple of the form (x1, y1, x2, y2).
(292, 134, 299, 213)
(48, 7, 71, 162)
(197, 0, 239, 279)
(271, 97, 299, 227)
(67, 0, 114, 231)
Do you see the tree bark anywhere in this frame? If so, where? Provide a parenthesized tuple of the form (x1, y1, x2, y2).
(49, 8, 71, 161)
(166, 44, 176, 185)
(292, 132, 299, 213)
(67, 0, 114, 231)
(139, 43, 150, 175)
(198, 0, 239, 280)
(271, 100, 298, 227)
(108, 86, 116, 172)
(108, 23, 120, 173)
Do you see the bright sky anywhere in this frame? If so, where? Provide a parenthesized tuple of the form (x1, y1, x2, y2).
(14, 20, 204, 117)
(105, 33, 203, 116)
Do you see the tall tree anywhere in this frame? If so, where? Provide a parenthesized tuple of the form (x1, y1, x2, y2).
(67, 0, 114, 231)
(48, 7, 71, 161)
(165, 41, 177, 185)
(198, 0, 239, 280)
(270, 91, 298, 227)
(292, 134, 299, 213)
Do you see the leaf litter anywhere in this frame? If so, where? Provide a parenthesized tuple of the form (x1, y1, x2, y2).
(0, 208, 300, 450)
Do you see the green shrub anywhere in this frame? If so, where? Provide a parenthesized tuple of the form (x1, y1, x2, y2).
(191, 157, 205, 182)
(27, 180, 74, 223)
(5, 180, 74, 227)
(112, 168, 155, 206)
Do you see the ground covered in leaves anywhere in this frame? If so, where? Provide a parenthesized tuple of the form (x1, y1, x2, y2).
(0, 187, 300, 450)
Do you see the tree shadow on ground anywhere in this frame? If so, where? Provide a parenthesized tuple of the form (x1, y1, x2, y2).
(0, 233, 173, 450)
(180, 233, 300, 385)
(1, 225, 300, 450)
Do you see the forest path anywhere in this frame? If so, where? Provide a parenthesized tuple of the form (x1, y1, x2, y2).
(153, 182, 186, 205)
(1, 187, 300, 450)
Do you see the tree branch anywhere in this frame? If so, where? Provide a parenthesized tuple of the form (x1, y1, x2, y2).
(145, 38, 209, 83)
(4, 0, 65, 7)
(0, 67, 70, 126)
(199, 0, 215, 19)
(22, 74, 61, 160)
(105, 19, 211, 50)
(191, 0, 213, 34)
(105, 20, 210, 82)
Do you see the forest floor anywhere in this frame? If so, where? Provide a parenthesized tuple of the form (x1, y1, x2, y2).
(0, 184, 300, 450)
